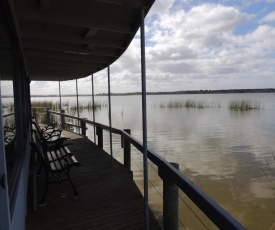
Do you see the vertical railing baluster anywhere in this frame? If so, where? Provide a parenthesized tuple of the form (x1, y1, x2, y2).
(123, 129, 132, 176)
(80, 119, 87, 136)
(60, 109, 65, 129)
(159, 162, 179, 230)
(46, 108, 50, 125)
(97, 126, 103, 149)
(32, 108, 37, 119)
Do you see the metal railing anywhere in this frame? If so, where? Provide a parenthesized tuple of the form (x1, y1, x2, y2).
(2, 113, 15, 118)
(46, 109, 246, 230)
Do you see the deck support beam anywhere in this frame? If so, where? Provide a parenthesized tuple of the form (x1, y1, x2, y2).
(91, 74, 96, 144)
(76, 79, 80, 133)
(107, 66, 113, 163)
(59, 81, 62, 111)
(140, 6, 149, 230)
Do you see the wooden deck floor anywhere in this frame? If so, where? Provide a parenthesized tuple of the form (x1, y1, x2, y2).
(26, 133, 161, 230)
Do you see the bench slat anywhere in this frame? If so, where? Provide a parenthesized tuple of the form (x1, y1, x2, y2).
(64, 146, 71, 154)
(70, 156, 80, 166)
(59, 147, 71, 158)
(45, 148, 79, 172)
(49, 161, 62, 171)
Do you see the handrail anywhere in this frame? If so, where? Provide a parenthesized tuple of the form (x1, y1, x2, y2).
(116, 130, 244, 229)
(31, 106, 48, 109)
(49, 110, 79, 120)
(46, 110, 245, 229)
(2, 113, 15, 118)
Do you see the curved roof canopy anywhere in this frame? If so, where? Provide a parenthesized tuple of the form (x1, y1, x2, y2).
(0, 0, 155, 81)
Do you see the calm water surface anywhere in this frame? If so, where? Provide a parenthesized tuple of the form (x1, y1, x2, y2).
(30, 93, 275, 229)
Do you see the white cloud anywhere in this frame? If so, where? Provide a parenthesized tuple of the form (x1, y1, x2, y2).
(261, 11, 275, 23)
(149, 4, 251, 46)
(223, 0, 275, 8)
(103, 3, 274, 92)
(148, 0, 175, 16)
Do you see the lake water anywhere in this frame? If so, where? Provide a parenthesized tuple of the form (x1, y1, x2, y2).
(30, 93, 275, 229)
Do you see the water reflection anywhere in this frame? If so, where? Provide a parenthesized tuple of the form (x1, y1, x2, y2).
(81, 94, 275, 229)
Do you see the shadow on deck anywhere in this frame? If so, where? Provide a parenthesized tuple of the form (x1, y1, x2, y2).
(26, 132, 160, 230)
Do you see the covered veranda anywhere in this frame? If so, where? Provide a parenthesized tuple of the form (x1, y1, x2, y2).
(0, 0, 155, 229)
(0, 0, 246, 230)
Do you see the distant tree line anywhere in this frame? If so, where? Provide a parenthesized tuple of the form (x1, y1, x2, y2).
(2, 88, 274, 98)
(97, 88, 275, 96)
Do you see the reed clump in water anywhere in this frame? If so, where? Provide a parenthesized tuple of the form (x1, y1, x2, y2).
(70, 101, 107, 112)
(157, 99, 220, 109)
(31, 100, 107, 112)
(31, 100, 59, 109)
(30, 100, 107, 122)
(228, 100, 262, 111)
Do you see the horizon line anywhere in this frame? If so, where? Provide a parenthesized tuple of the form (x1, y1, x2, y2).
(2, 88, 275, 97)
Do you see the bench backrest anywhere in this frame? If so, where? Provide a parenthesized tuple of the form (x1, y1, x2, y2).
(31, 117, 44, 140)
(30, 129, 46, 161)
(30, 129, 79, 171)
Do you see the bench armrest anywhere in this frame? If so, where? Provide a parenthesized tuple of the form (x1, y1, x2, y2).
(43, 130, 63, 140)
(41, 125, 62, 133)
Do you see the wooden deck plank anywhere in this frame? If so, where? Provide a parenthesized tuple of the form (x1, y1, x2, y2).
(27, 136, 161, 230)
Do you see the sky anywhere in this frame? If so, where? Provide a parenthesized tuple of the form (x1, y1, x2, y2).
(2, 0, 275, 95)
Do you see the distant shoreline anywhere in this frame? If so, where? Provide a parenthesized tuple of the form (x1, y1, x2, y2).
(2, 88, 275, 98)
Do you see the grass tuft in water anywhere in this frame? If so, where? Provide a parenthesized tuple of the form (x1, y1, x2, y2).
(157, 99, 217, 109)
(30, 100, 107, 124)
(70, 101, 107, 111)
(31, 101, 58, 109)
(228, 100, 262, 111)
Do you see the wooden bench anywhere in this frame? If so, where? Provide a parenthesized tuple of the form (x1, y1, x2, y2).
(31, 128, 80, 207)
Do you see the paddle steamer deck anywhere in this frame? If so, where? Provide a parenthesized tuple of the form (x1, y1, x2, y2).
(26, 131, 160, 230)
